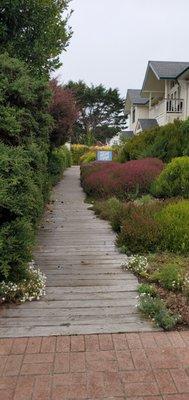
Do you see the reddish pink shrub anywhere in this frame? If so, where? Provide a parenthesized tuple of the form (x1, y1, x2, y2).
(81, 158, 164, 198)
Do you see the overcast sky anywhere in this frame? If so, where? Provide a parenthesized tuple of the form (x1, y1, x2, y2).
(55, 0, 189, 97)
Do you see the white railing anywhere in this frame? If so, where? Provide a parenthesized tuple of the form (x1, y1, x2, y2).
(166, 99, 184, 113)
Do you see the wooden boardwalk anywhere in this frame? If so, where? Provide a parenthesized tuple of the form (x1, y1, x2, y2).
(0, 166, 155, 337)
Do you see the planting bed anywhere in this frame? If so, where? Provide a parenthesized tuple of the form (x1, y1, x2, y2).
(82, 158, 189, 330)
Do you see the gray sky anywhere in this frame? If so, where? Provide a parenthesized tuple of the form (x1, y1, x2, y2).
(55, 0, 189, 97)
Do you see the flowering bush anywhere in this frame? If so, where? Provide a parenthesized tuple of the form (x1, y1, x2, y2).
(122, 255, 149, 276)
(0, 261, 46, 304)
(81, 158, 164, 199)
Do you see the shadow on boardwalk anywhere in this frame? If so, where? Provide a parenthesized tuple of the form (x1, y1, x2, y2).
(0, 166, 155, 337)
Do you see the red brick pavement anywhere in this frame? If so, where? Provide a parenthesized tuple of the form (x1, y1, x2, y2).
(0, 332, 189, 399)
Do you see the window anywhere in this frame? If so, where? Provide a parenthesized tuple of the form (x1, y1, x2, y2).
(132, 107, 135, 123)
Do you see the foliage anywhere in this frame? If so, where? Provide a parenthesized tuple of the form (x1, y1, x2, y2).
(118, 119, 189, 163)
(138, 293, 179, 330)
(48, 145, 72, 185)
(117, 202, 164, 254)
(123, 252, 189, 298)
(80, 151, 96, 164)
(0, 143, 47, 225)
(122, 255, 149, 277)
(151, 156, 189, 198)
(49, 79, 78, 147)
(0, 261, 46, 303)
(81, 158, 164, 199)
(151, 263, 185, 291)
(65, 81, 127, 143)
(0, 56, 71, 284)
(0, 53, 53, 146)
(71, 144, 89, 164)
(133, 194, 155, 206)
(93, 194, 189, 256)
(156, 200, 189, 254)
(0, 0, 72, 75)
(0, 217, 35, 281)
(138, 283, 157, 297)
(94, 197, 125, 232)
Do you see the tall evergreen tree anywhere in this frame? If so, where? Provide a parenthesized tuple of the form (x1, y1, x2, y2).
(66, 81, 127, 143)
(0, 0, 72, 75)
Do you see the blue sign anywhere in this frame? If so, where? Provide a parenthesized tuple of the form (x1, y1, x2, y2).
(96, 151, 113, 161)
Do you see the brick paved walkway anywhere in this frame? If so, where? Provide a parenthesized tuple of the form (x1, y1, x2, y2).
(0, 332, 189, 400)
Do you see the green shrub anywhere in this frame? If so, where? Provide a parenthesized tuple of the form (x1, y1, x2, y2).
(0, 55, 70, 285)
(151, 156, 189, 198)
(138, 294, 179, 330)
(118, 119, 189, 163)
(80, 151, 96, 164)
(0, 143, 45, 225)
(134, 194, 155, 206)
(71, 144, 89, 164)
(117, 202, 164, 254)
(0, 218, 35, 282)
(156, 200, 189, 254)
(0, 53, 53, 147)
(0, 142, 71, 283)
(48, 145, 71, 185)
(106, 198, 125, 232)
(138, 283, 157, 297)
(94, 197, 124, 232)
(152, 263, 185, 291)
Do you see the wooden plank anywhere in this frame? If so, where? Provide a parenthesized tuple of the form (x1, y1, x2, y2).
(0, 306, 138, 318)
(0, 315, 145, 327)
(42, 290, 138, 301)
(0, 322, 158, 338)
(0, 166, 155, 337)
(19, 299, 139, 308)
(45, 285, 137, 293)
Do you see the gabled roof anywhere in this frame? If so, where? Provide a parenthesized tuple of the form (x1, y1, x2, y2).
(138, 119, 158, 131)
(125, 89, 148, 113)
(127, 89, 149, 105)
(120, 130, 134, 138)
(141, 61, 189, 96)
(149, 61, 189, 79)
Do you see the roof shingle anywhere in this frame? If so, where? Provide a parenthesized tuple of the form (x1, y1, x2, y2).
(126, 89, 149, 105)
(138, 118, 158, 131)
(149, 61, 189, 79)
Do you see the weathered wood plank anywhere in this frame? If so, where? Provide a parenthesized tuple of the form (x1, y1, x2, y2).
(0, 306, 139, 318)
(0, 166, 155, 337)
(0, 323, 159, 338)
(42, 290, 138, 301)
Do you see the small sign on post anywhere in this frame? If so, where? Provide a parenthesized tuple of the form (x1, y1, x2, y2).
(96, 151, 113, 162)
